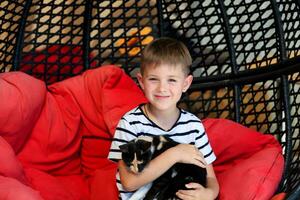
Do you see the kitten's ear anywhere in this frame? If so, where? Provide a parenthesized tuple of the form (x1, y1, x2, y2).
(119, 143, 129, 153)
(139, 140, 152, 152)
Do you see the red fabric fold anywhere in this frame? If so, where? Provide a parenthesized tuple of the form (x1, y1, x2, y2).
(0, 65, 284, 200)
(203, 118, 284, 200)
(0, 65, 146, 199)
(0, 72, 46, 153)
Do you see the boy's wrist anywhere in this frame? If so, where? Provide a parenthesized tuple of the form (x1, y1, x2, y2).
(205, 186, 218, 200)
(165, 147, 180, 164)
(206, 188, 215, 200)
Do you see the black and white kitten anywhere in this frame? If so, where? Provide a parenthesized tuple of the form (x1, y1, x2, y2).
(119, 135, 207, 200)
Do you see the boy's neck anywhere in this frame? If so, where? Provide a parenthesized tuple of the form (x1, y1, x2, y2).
(145, 104, 180, 131)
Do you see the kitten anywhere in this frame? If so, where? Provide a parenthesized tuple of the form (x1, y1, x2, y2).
(119, 135, 207, 200)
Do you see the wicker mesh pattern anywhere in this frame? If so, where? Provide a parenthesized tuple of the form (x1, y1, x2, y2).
(0, 1, 26, 72)
(19, 0, 86, 82)
(239, 80, 282, 133)
(225, 1, 280, 70)
(279, 1, 300, 58)
(288, 72, 300, 190)
(89, 0, 157, 76)
(179, 87, 235, 119)
(162, 0, 232, 76)
(0, 0, 300, 196)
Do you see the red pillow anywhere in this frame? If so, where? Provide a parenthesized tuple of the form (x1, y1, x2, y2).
(0, 137, 29, 185)
(0, 72, 46, 153)
(270, 193, 286, 200)
(49, 65, 147, 176)
(101, 67, 147, 136)
(25, 168, 89, 200)
(203, 118, 284, 200)
(0, 176, 43, 200)
(18, 75, 82, 175)
(88, 165, 118, 200)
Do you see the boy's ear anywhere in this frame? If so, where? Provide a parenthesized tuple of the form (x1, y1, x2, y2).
(183, 74, 193, 92)
(137, 72, 145, 90)
(119, 143, 129, 153)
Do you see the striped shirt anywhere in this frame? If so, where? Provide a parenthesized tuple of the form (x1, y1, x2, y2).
(108, 104, 216, 200)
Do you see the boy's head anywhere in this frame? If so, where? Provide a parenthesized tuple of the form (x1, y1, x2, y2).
(140, 37, 192, 76)
(138, 37, 193, 110)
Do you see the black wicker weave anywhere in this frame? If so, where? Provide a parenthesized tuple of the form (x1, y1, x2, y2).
(0, 0, 299, 198)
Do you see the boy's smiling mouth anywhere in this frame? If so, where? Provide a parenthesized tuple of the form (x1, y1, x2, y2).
(154, 95, 169, 99)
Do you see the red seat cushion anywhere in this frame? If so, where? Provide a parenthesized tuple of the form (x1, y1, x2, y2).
(0, 72, 46, 153)
(24, 168, 89, 200)
(0, 137, 29, 185)
(88, 165, 118, 200)
(203, 118, 284, 200)
(0, 65, 284, 200)
(0, 176, 43, 200)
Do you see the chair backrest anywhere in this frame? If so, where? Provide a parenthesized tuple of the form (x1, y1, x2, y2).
(0, 0, 299, 194)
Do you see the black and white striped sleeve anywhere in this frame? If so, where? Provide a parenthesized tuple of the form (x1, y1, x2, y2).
(194, 122, 216, 165)
(108, 117, 138, 162)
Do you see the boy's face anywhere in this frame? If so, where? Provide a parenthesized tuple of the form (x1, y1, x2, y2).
(137, 64, 193, 111)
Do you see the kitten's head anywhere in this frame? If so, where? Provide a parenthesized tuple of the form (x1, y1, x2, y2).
(119, 137, 153, 174)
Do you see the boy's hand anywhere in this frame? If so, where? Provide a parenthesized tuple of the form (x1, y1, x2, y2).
(170, 144, 207, 168)
(176, 183, 214, 200)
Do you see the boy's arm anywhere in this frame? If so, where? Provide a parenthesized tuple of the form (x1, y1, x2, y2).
(119, 143, 207, 192)
(205, 164, 219, 199)
(118, 147, 177, 191)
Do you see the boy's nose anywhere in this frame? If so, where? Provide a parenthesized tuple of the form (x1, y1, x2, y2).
(157, 81, 167, 92)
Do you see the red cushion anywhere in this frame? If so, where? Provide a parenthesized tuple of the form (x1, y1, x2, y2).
(20, 44, 98, 84)
(88, 165, 118, 200)
(17, 77, 82, 175)
(0, 65, 284, 200)
(74, 66, 146, 176)
(0, 65, 145, 200)
(101, 67, 147, 135)
(203, 118, 284, 200)
(16, 65, 145, 176)
(0, 72, 46, 153)
(25, 168, 89, 200)
(0, 137, 29, 185)
(0, 176, 43, 200)
(270, 193, 286, 200)
(80, 136, 115, 175)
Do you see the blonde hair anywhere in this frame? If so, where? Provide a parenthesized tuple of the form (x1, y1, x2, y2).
(140, 37, 192, 75)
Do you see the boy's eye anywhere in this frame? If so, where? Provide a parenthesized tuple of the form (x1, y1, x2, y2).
(168, 79, 177, 82)
(148, 78, 158, 81)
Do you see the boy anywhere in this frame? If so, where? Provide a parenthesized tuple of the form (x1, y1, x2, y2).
(108, 37, 219, 200)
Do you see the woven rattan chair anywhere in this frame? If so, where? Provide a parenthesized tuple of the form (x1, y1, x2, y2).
(0, 0, 299, 199)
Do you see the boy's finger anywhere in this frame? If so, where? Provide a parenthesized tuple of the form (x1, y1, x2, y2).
(195, 158, 207, 168)
(176, 190, 194, 199)
(185, 182, 203, 189)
